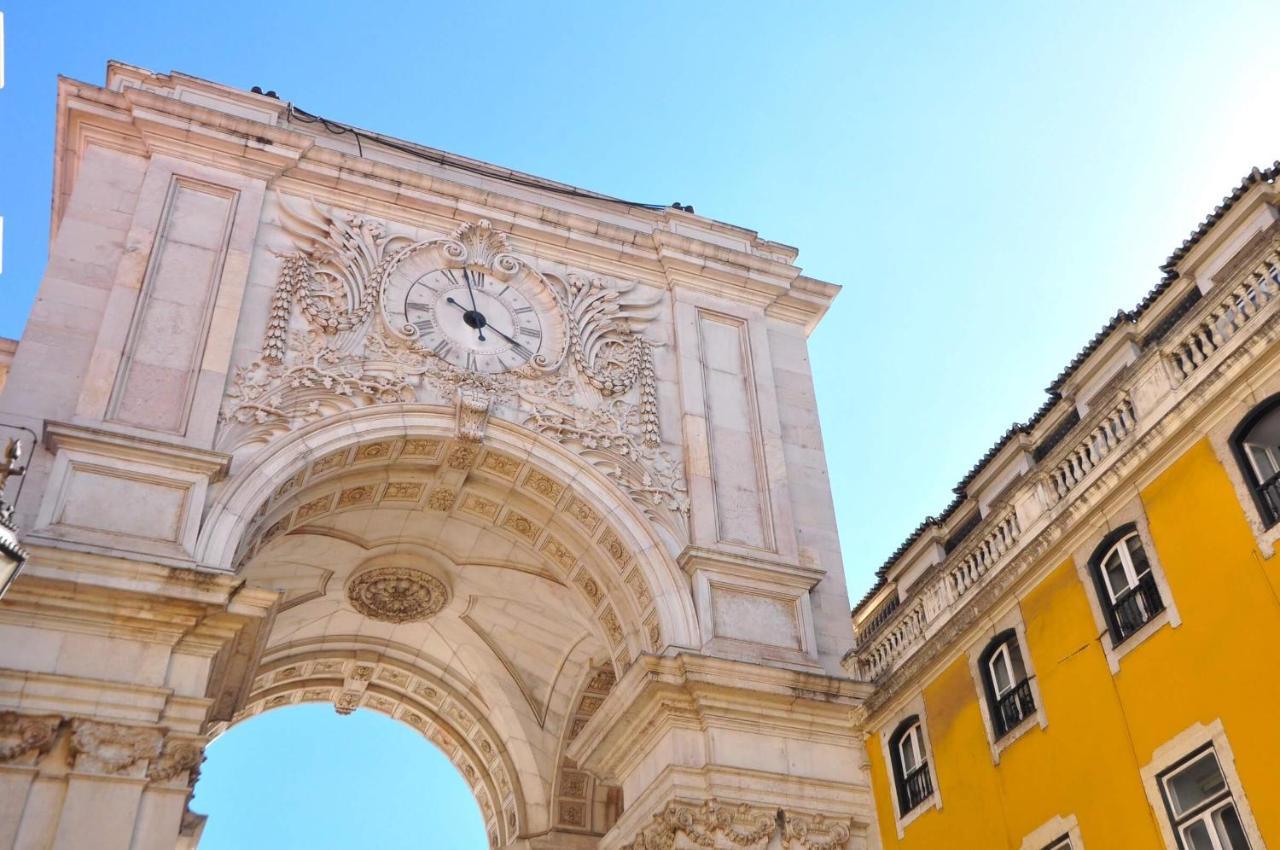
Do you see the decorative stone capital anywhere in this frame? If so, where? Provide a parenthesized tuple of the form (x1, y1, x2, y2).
(149, 738, 206, 784)
(0, 711, 63, 764)
(620, 800, 855, 850)
(69, 719, 164, 778)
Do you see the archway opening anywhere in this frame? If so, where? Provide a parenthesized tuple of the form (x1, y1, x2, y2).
(192, 703, 488, 849)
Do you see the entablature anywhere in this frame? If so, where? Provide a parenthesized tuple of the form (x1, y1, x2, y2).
(53, 62, 838, 330)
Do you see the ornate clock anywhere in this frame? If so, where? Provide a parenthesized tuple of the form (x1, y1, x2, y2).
(380, 223, 565, 374)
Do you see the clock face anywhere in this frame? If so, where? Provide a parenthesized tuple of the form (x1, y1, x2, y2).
(381, 247, 564, 374)
(401, 267, 543, 372)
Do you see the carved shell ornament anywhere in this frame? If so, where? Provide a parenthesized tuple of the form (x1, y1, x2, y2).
(346, 566, 449, 623)
(220, 196, 690, 537)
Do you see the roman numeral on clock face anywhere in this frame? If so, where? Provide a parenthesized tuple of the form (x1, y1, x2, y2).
(406, 301, 433, 314)
(433, 339, 454, 359)
(412, 319, 435, 335)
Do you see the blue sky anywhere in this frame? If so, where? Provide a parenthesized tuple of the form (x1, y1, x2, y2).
(3, 2, 1278, 847)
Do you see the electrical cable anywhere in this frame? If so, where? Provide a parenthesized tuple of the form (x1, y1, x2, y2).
(287, 104, 679, 212)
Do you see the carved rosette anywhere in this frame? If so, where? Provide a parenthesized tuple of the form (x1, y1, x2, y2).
(621, 800, 854, 850)
(0, 711, 62, 764)
(69, 719, 164, 777)
(346, 566, 449, 624)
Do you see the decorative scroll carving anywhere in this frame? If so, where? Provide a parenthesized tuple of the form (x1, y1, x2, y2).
(557, 273, 663, 448)
(149, 738, 205, 783)
(621, 801, 854, 850)
(0, 711, 61, 763)
(70, 719, 164, 777)
(624, 800, 776, 850)
(346, 566, 449, 623)
(220, 197, 690, 537)
(262, 198, 408, 361)
(525, 399, 689, 527)
(782, 813, 854, 850)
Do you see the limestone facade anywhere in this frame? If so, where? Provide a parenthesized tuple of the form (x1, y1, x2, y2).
(0, 63, 873, 850)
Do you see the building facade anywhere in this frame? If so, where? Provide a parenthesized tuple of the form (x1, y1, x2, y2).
(846, 164, 1280, 849)
(0, 63, 872, 850)
(2, 60, 1279, 850)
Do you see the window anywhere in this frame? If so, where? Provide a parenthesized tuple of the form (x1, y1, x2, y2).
(1088, 526, 1165, 644)
(979, 631, 1036, 738)
(888, 717, 933, 816)
(1231, 395, 1280, 527)
(1159, 746, 1251, 850)
(1044, 839, 1073, 850)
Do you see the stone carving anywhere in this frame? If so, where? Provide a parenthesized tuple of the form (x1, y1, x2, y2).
(0, 711, 61, 763)
(346, 566, 449, 623)
(149, 739, 205, 783)
(557, 273, 662, 448)
(69, 719, 164, 777)
(622, 801, 854, 850)
(623, 800, 776, 850)
(525, 398, 689, 531)
(220, 197, 690, 538)
(782, 813, 854, 850)
(456, 387, 493, 442)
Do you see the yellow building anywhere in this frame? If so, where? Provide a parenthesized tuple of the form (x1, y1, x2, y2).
(846, 164, 1280, 850)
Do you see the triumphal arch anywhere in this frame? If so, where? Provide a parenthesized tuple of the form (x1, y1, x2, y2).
(0, 64, 874, 849)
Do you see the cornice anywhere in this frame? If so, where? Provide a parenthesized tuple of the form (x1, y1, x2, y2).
(53, 64, 841, 327)
(567, 653, 868, 780)
(861, 301, 1280, 720)
(44, 421, 232, 480)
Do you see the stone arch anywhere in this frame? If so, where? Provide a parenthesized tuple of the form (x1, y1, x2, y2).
(209, 648, 527, 848)
(195, 404, 699, 655)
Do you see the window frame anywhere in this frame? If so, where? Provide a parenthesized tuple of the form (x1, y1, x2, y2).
(977, 630, 1036, 741)
(1087, 524, 1166, 646)
(1140, 720, 1266, 850)
(1158, 744, 1251, 850)
(1230, 392, 1280, 530)
(888, 716, 933, 818)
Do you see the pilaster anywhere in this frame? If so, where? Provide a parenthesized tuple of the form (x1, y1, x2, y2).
(567, 654, 876, 850)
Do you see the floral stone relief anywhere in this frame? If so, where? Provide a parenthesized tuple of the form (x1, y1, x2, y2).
(220, 197, 689, 537)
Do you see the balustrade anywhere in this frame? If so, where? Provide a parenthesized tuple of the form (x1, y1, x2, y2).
(1045, 397, 1136, 503)
(994, 678, 1036, 738)
(854, 509, 1020, 681)
(1168, 251, 1280, 383)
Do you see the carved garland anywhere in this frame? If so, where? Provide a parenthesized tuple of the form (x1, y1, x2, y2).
(221, 198, 689, 536)
(621, 800, 854, 850)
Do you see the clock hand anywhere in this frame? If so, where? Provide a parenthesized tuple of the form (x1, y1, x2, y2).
(485, 322, 533, 360)
(462, 269, 481, 313)
(445, 296, 486, 342)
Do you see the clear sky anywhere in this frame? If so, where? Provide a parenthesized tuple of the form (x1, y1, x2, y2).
(2, 2, 1278, 847)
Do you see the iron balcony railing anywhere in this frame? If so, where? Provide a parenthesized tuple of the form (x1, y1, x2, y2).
(1111, 570, 1165, 642)
(900, 765, 933, 814)
(1258, 470, 1280, 526)
(994, 678, 1036, 738)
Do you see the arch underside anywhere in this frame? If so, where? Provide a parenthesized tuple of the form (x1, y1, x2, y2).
(202, 407, 688, 845)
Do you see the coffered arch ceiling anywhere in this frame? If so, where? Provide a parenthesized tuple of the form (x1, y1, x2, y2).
(196, 405, 690, 841)
(198, 406, 700, 652)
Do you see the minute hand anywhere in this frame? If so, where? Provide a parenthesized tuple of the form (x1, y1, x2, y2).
(488, 324, 533, 359)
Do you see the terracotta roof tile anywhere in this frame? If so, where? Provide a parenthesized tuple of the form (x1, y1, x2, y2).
(852, 162, 1280, 616)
